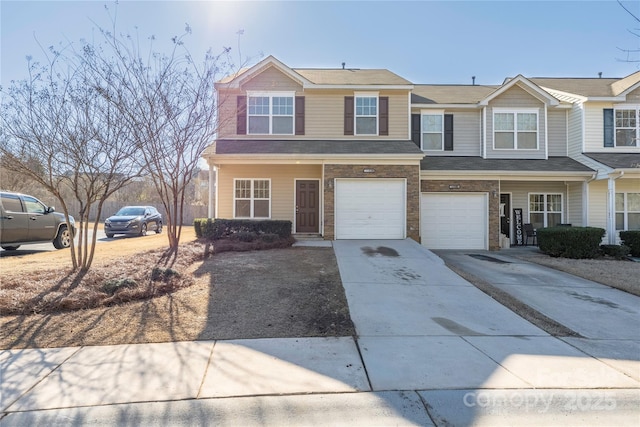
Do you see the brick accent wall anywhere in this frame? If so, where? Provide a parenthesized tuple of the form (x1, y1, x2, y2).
(421, 179, 500, 251)
(324, 164, 421, 241)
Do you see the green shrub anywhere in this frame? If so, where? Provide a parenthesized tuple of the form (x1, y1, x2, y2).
(102, 278, 137, 295)
(620, 230, 640, 257)
(194, 219, 292, 240)
(537, 226, 605, 259)
(151, 267, 180, 281)
(600, 244, 631, 260)
(260, 233, 279, 243)
(230, 231, 258, 242)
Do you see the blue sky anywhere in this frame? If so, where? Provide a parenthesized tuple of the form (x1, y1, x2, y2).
(2, 0, 640, 88)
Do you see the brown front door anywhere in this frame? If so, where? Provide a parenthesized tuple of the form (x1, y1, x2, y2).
(296, 180, 319, 233)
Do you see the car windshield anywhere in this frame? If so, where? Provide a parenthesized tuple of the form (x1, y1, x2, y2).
(116, 207, 145, 216)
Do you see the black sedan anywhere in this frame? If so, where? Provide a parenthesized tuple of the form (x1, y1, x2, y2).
(104, 206, 163, 238)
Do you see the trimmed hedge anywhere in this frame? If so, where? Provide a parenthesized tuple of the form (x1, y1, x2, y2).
(194, 218, 292, 240)
(620, 230, 640, 257)
(600, 244, 631, 260)
(537, 226, 605, 259)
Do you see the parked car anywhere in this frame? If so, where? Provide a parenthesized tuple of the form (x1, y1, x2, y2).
(104, 206, 162, 238)
(0, 191, 75, 251)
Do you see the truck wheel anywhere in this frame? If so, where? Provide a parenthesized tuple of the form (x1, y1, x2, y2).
(53, 225, 71, 249)
(1, 245, 20, 251)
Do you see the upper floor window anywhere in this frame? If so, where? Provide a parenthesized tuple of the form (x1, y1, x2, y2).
(616, 192, 640, 230)
(247, 92, 294, 135)
(355, 95, 378, 135)
(615, 108, 640, 147)
(422, 113, 443, 150)
(494, 109, 538, 150)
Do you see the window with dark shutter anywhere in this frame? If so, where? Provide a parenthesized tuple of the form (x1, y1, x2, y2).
(444, 114, 454, 151)
(295, 96, 305, 135)
(344, 96, 354, 135)
(379, 97, 389, 136)
(411, 114, 421, 147)
(237, 96, 247, 135)
(603, 109, 614, 147)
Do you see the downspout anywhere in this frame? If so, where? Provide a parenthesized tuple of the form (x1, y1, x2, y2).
(607, 171, 624, 244)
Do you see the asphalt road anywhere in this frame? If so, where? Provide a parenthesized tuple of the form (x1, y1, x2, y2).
(0, 228, 109, 256)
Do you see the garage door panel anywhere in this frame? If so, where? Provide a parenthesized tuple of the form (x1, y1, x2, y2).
(336, 180, 405, 239)
(421, 193, 487, 250)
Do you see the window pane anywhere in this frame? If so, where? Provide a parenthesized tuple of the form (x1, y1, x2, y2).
(272, 97, 293, 115)
(495, 132, 514, 149)
(547, 213, 562, 227)
(627, 193, 640, 211)
(518, 132, 537, 149)
(356, 97, 376, 116)
(530, 213, 544, 230)
(24, 197, 45, 214)
(615, 109, 635, 127)
(629, 213, 640, 230)
(615, 193, 624, 211)
(272, 116, 293, 134)
(1, 195, 23, 212)
(254, 200, 269, 218)
(616, 213, 625, 231)
(616, 129, 636, 146)
(248, 116, 269, 134)
(547, 194, 562, 212)
(422, 133, 443, 150)
(235, 200, 250, 217)
(422, 115, 442, 132)
(530, 194, 544, 212)
(248, 97, 269, 115)
(356, 117, 376, 134)
(253, 180, 270, 198)
(517, 113, 537, 131)
(235, 180, 251, 198)
(495, 113, 514, 131)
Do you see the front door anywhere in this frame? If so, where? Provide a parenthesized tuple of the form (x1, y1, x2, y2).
(296, 180, 319, 233)
(500, 194, 511, 238)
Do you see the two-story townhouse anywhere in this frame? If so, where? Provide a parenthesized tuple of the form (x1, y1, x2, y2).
(413, 76, 596, 250)
(528, 74, 640, 244)
(204, 56, 425, 241)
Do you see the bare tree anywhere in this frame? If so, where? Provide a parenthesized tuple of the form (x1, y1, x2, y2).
(617, 0, 640, 63)
(80, 18, 238, 253)
(0, 54, 143, 271)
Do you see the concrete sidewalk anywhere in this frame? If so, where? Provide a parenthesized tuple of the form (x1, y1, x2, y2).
(1, 239, 639, 426)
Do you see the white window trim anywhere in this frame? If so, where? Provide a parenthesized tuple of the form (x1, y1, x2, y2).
(613, 104, 640, 148)
(493, 108, 539, 150)
(528, 192, 563, 227)
(246, 91, 295, 135)
(420, 109, 444, 151)
(616, 192, 640, 231)
(233, 178, 272, 219)
(354, 91, 379, 136)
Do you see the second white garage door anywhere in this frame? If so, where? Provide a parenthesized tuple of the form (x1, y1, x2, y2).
(335, 179, 406, 239)
(421, 193, 487, 249)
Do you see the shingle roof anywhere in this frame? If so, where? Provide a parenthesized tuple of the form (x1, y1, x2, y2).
(421, 156, 594, 172)
(214, 139, 425, 155)
(412, 85, 498, 104)
(584, 153, 640, 169)
(529, 77, 618, 97)
(294, 69, 412, 86)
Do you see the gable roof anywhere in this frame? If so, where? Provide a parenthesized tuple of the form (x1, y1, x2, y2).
(480, 75, 559, 106)
(584, 153, 640, 169)
(421, 156, 594, 173)
(412, 85, 498, 105)
(216, 56, 413, 89)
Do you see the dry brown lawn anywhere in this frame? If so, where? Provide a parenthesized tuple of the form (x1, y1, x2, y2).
(0, 227, 354, 349)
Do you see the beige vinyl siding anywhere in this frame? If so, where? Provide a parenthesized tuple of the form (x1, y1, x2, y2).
(583, 102, 612, 152)
(485, 86, 547, 159)
(587, 179, 608, 230)
(625, 87, 640, 103)
(567, 103, 584, 156)
(500, 181, 567, 224)
(422, 110, 481, 156)
(217, 88, 243, 138)
(216, 164, 322, 221)
(241, 66, 304, 92)
(547, 109, 568, 156)
(305, 89, 409, 139)
(566, 182, 584, 226)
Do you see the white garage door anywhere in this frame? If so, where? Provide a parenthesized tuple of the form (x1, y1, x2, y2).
(421, 193, 487, 249)
(335, 179, 405, 239)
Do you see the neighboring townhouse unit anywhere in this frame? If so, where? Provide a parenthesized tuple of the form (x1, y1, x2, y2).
(204, 56, 640, 250)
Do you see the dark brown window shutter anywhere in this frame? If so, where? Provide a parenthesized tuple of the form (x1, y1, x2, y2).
(379, 96, 389, 136)
(444, 114, 454, 151)
(237, 96, 247, 135)
(411, 114, 421, 147)
(344, 96, 354, 135)
(295, 96, 305, 135)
